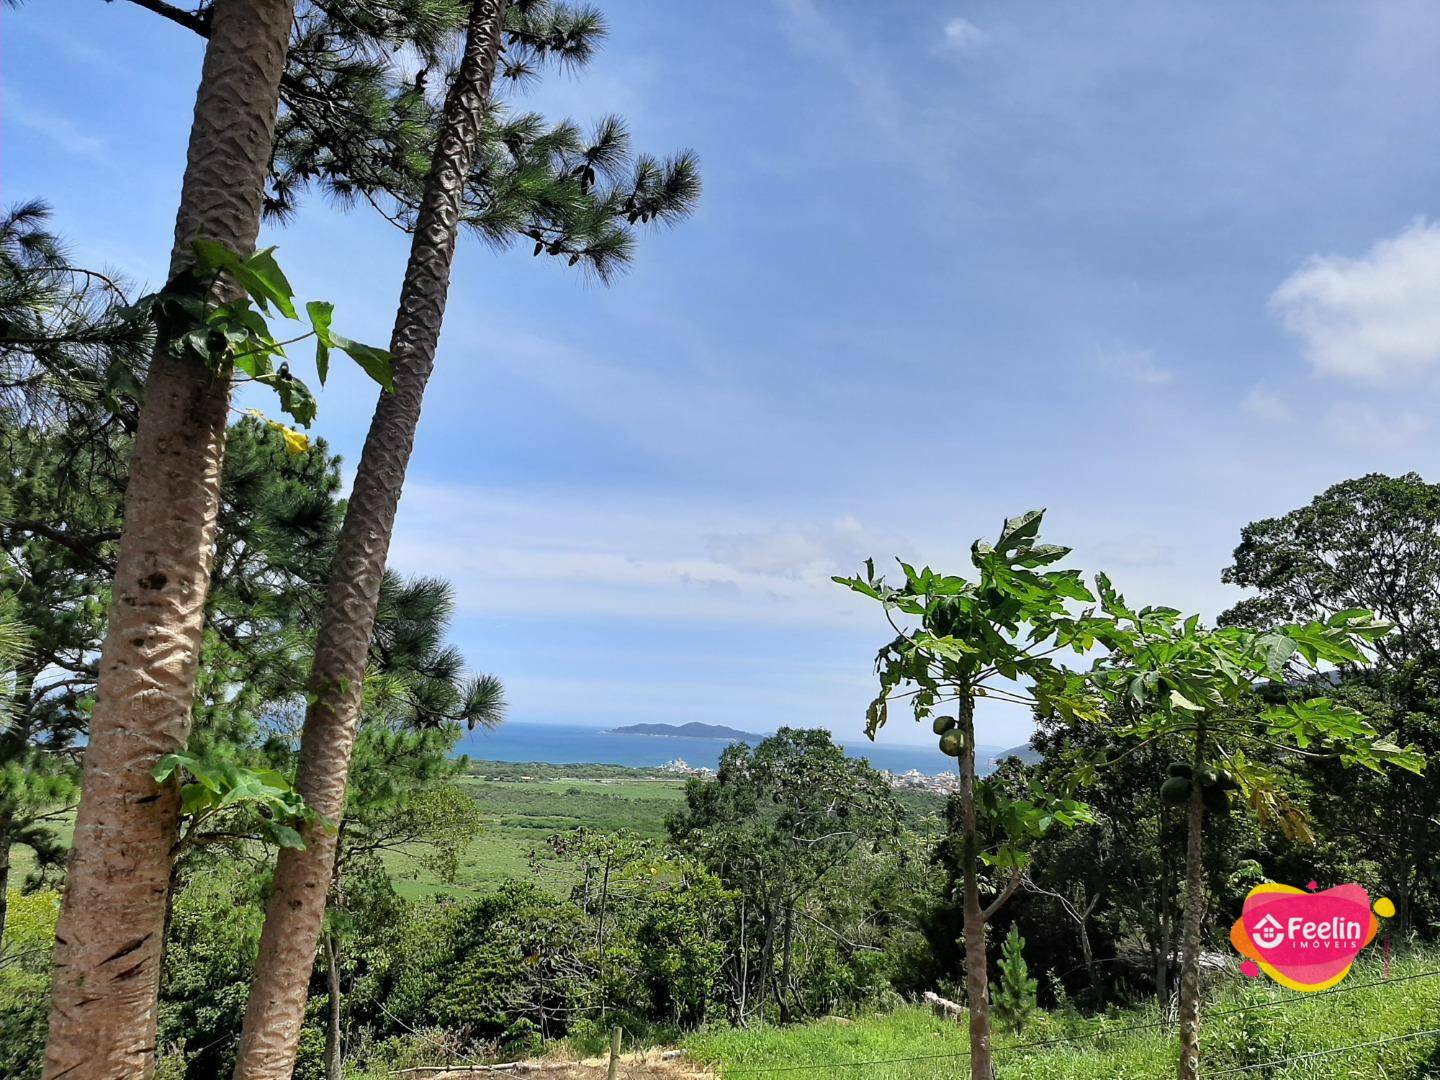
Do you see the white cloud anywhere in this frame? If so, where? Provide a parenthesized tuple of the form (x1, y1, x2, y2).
(1271, 219, 1440, 383)
(941, 17, 988, 53)
(1241, 385, 1294, 423)
(1325, 402, 1429, 449)
(388, 482, 901, 627)
(3, 86, 105, 160)
(706, 516, 906, 580)
(1098, 346, 1173, 386)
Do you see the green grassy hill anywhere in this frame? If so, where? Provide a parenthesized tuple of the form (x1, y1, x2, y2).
(683, 952, 1440, 1078)
(382, 764, 944, 899)
(382, 774, 693, 898)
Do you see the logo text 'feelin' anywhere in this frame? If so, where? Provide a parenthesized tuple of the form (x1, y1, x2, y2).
(1230, 882, 1394, 991)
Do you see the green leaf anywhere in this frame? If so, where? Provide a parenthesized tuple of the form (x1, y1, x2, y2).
(1169, 688, 1204, 712)
(179, 782, 215, 816)
(331, 332, 393, 392)
(152, 752, 191, 783)
(833, 575, 883, 601)
(191, 240, 297, 319)
(267, 823, 306, 850)
(191, 237, 242, 276)
(275, 371, 317, 427)
(306, 300, 334, 384)
(237, 247, 297, 319)
(998, 509, 1045, 553)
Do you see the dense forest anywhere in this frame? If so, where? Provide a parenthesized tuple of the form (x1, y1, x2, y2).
(5, 2, 1440, 1079)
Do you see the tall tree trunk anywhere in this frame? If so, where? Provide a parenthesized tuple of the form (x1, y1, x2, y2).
(778, 900, 794, 1024)
(597, 853, 611, 1018)
(1157, 850, 1172, 1011)
(157, 856, 185, 996)
(0, 805, 12, 950)
(232, 5, 509, 1075)
(43, 2, 295, 1076)
(1075, 888, 1096, 1001)
(736, 895, 748, 1024)
(757, 905, 777, 1020)
(323, 933, 342, 1080)
(1176, 742, 1207, 1080)
(957, 701, 995, 1080)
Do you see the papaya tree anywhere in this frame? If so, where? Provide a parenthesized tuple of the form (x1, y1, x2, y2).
(1086, 576, 1424, 1080)
(835, 510, 1105, 1080)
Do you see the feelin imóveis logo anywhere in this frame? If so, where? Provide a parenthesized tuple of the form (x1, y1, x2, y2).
(1229, 882, 1395, 991)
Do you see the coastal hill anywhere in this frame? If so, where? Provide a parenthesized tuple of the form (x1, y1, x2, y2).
(994, 741, 1041, 765)
(608, 721, 765, 741)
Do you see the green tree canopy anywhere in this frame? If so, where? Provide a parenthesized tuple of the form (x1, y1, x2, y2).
(1221, 472, 1440, 665)
(122, 0, 700, 280)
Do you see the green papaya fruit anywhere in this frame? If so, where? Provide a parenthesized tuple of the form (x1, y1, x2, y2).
(939, 729, 966, 757)
(1197, 767, 1220, 788)
(933, 716, 957, 735)
(1167, 762, 1193, 780)
(1160, 776, 1191, 805)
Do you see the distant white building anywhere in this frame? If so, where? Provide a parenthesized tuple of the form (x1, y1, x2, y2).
(659, 757, 713, 778)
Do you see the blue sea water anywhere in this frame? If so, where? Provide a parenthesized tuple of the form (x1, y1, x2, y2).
(457, 722, 1001, 776)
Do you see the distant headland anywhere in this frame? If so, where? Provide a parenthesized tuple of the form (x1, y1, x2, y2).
(606, 721, 765, 741)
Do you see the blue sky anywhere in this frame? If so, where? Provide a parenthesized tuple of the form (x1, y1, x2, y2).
(9, 1, 1440, 749)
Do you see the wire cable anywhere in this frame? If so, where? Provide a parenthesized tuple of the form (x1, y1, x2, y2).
(1211, 1027, 1440, 1074)
(720, 967, 1440, 1075)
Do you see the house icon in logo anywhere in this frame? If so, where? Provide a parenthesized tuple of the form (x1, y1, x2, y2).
(1252, 913, 1285, 950)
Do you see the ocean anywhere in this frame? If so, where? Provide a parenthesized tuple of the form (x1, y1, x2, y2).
(457, 722, 1005, 777)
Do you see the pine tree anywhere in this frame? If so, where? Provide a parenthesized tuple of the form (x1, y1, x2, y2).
(234, 4, 698, 1073)
(117, 0, 700, 278)
(0, 200, 150, 432)
(0, 201, 144, 948)
(41, 0, 300, 1072)
(165, 577, 500, 1080)
(989, 924, 1036, 1033)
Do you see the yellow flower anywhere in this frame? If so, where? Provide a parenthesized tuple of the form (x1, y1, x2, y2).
(264, 418, 310, 456)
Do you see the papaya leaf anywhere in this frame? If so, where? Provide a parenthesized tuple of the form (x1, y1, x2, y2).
(275, 371, 317, 428)
(331, 332, 393, 392)
(306, 300, 334, 384)
(241, 248, 297, 319)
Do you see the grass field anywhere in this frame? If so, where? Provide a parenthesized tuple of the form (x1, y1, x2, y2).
(6, 762, 942, 903)
(382, 774, 693, 899)
(384, 766, 943, 899)
(683, 951, 1440, 1078)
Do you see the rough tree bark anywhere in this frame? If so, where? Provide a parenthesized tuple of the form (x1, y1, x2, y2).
(736, 894, 748, 1024)
(778, 900, 795, 1023)
(597, 850, 612, 1018)
(0, 806, 11, 950)
(1157, 837, 1173, 1012)
(42, 2, 296, 1075)
(1176, 737, 1208, 1080)
(324, 933, 342, 1080)
(230, 4, 510, 1075)
(957, 701, 995, 1080)
(953, 699, 1023, 1080)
